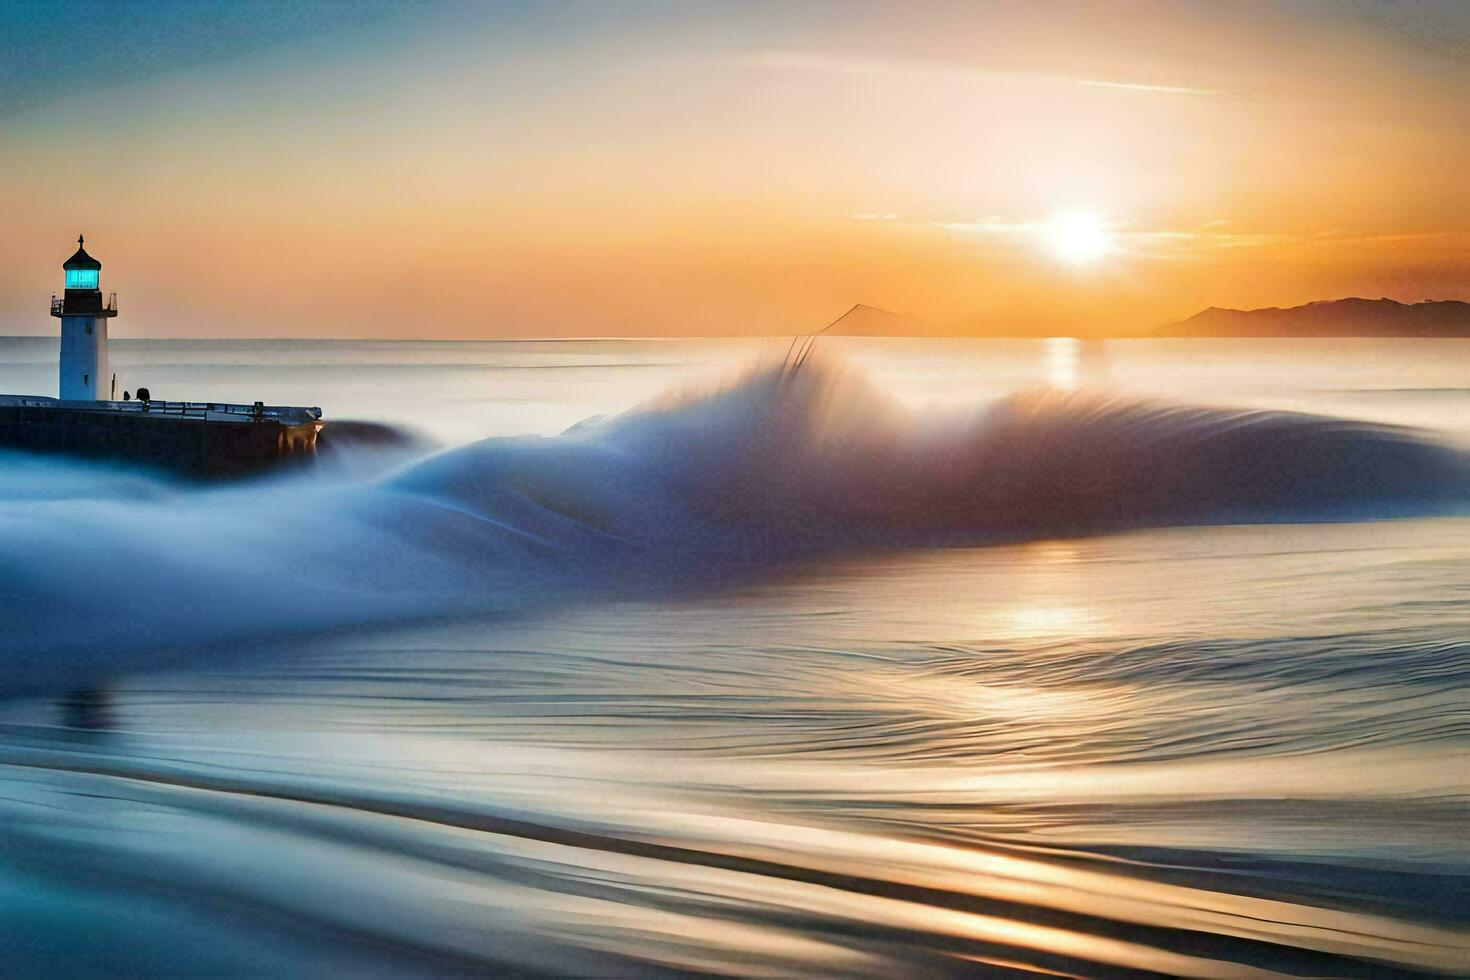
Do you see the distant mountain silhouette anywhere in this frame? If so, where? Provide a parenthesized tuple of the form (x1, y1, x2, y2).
(818, 304, 936, 336)
(1161, 298, 1470, 337)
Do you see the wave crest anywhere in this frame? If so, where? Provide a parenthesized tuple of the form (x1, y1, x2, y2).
(397, 356, 1470, 548)
(0, 355, 1465, 694)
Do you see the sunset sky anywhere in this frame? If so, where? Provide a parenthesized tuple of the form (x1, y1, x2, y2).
(3, 0, 1469, 338)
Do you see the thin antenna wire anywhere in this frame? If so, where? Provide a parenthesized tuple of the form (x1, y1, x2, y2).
(779, 335, 801, 379)
(776, 303, 865, 382)
(812, 303, 861, 336)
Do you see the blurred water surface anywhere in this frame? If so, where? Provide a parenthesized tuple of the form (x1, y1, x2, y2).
(0, 336, 1466, 976)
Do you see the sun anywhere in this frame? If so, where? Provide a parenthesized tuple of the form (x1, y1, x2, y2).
(1042, 211, 1115, 265)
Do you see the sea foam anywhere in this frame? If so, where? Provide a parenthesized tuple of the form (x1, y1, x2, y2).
(1, 355, 1465, 696)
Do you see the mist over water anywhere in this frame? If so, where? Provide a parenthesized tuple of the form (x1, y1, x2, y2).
(0, 337, 1467, 976)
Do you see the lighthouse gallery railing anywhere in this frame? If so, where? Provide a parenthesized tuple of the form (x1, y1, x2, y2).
(50, 293, 117, 316)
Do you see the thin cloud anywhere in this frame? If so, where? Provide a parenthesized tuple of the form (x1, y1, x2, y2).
(726, 51, 1222, 97)
(861, 213, 1469, 260)
(1069, 77, 1221, 97)
(933, 217, 1303, 260)
(939, 216, 1038, 234)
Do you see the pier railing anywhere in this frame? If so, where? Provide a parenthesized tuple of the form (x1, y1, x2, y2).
(0, 393, 321, 425)
(109, 399, 322, 424)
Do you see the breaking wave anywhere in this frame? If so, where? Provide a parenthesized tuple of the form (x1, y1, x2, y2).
(1, 356, 1466, 696)
(427, 356, 1470, 545)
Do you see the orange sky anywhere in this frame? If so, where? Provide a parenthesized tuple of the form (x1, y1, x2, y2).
(3, 0, 1469, 338)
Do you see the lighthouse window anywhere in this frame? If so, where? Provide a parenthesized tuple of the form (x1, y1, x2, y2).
(65, 270, 99, 289)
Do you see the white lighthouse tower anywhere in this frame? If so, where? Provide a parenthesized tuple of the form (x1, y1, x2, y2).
(51, 235, 117, 400)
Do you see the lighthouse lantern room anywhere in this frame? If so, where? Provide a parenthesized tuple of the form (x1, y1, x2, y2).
(51, 235, 117, 401)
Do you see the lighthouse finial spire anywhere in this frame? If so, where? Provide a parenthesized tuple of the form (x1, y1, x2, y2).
(78, 234, 84, 247)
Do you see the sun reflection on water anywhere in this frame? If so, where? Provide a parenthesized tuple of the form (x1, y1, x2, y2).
(1002, 603, 1093, 638)
(1043, 336, 1080, 389)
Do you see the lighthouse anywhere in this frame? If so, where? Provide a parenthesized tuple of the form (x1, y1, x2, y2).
(51, 235, 117, 400)
(1, 239, 322, 476)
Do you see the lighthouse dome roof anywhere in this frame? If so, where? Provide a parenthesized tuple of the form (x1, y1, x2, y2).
(63, 236, 101, 271)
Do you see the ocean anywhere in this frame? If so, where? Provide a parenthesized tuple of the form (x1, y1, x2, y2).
(0, 335, 1466, 977)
